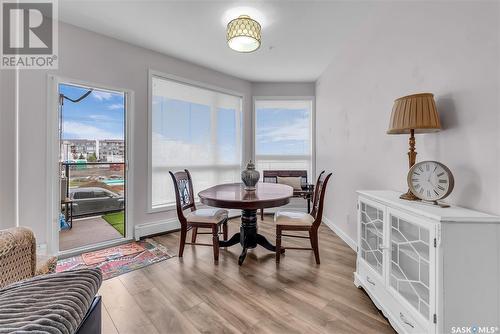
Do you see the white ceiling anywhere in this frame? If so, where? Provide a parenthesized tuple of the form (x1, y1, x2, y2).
(59, 1, 364, 82)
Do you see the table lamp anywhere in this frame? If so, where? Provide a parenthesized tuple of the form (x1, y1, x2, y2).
(387, 93, 441, 200)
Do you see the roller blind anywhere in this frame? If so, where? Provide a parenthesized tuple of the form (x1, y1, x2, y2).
(150, 75, 242, 210)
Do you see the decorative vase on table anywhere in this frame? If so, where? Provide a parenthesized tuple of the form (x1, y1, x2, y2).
(241, 160, 260, 191)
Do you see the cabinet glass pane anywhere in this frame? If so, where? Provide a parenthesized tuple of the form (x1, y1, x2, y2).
(360, 202, 384, 275)
(390, 215, 430, 320)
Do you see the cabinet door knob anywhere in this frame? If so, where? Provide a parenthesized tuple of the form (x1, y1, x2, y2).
(400, 312, 415, 328)
(378, 244, 390, 250)
(366, 276, 376, 286)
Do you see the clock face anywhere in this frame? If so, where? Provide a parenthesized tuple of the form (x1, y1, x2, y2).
(408, 161, 454, 201)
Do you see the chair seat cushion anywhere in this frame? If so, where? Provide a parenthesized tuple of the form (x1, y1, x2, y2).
(274, 211, 315, 226)
(186, 208, 228, 224)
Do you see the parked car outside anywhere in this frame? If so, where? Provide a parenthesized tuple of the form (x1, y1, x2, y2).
(69, 187, 124, 217)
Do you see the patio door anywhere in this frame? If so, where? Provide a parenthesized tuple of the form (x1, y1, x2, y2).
(55, 80, 130, 254)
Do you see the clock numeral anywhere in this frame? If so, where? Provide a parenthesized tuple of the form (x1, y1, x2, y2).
(410, 162, 452, 201)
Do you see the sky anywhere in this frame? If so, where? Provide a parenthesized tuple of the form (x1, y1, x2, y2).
(60, 83, 125, 140)
(152, 96, 240, 165)
(149, 95, 310, 206)
(59, 82, 310, 158)
(256, 107, 311, 155)
(152, 96, 310, 159)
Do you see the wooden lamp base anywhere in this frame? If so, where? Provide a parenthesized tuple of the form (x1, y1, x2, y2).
(401, 129, 420, 201)
(400, 189, 420, 201)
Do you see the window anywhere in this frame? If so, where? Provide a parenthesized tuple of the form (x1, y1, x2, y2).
(93, 190, 109, 198)
(149, 73, 242, 210)
(254, 98, 314, 178)
(73, 191, 92, 199)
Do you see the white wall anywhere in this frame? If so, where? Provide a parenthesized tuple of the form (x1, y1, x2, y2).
(251, 82, 315, 97)
(0, 70, 16, 229)
(8, 23, 253, 247)
(315, 1, 500, 244)
(7, 1, 497, 253)
(0, 22, 317, 249)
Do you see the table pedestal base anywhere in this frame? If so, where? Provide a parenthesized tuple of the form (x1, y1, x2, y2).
(219, 209, 283, 265)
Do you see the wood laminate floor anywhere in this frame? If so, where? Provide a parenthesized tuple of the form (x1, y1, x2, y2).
(99, 216, 395, 334)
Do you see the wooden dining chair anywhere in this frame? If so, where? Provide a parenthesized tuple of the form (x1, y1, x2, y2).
(274, 171, 332, 264)
(169, 169, 228, 262)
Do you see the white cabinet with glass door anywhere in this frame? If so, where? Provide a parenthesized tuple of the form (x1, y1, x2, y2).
(387, 207, 436, 333)
(355, 190, 500, 334)
(358, 198, 385, 279)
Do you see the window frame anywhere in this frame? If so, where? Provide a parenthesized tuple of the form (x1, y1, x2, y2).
(147, 69, 244, 213)
(252, 96, 316, 182)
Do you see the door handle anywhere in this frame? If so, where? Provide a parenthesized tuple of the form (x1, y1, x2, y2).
(378, 244, 390, 250)
(366, 276, 376, 286)
(400, 312, 415, 328)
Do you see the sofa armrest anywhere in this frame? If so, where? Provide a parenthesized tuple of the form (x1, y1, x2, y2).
(0, 227, 36, 288)
(35, 254, 58, 275)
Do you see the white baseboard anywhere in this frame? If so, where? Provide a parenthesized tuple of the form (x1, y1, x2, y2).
(322, 216, 357, 252)
(134, 218, 180, 241)
(58, 237, 133, 259)
(227, 209, 241, 218)
(134, 209, 242, 241)
(134, 208, 307, 241)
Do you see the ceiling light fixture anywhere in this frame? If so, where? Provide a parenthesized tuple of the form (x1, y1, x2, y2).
(226, 15, 261, 53)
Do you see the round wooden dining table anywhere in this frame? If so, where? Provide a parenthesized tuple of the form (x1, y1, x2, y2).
(198, 182, 293, 265)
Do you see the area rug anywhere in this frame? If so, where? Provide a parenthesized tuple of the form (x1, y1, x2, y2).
(56, 239, 174, 280)
(81, 242, 145, 265)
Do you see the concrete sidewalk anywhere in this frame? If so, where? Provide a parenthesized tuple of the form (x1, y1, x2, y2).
(59, 216, 123, 251)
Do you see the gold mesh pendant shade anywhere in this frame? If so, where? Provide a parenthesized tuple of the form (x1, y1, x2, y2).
(387, 93, 441, 134)
(226, 15, 261, 53)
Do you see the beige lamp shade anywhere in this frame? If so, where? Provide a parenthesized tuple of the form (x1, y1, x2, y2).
(387, 93, 441, 134)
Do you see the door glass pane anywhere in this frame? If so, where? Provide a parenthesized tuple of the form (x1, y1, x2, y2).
(59, 83, 126, 252)
(359, 202, 384, 275)
(390, 214, 430, 319)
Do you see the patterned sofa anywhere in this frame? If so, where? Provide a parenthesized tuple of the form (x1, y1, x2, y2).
(0, 227, 102, 334)
(0, 227, 57, 289)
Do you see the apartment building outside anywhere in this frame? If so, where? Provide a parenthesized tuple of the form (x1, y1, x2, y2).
(61, 139, 125, 162)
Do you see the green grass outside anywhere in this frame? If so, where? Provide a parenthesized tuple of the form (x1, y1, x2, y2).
(102, 211, 125, 236)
